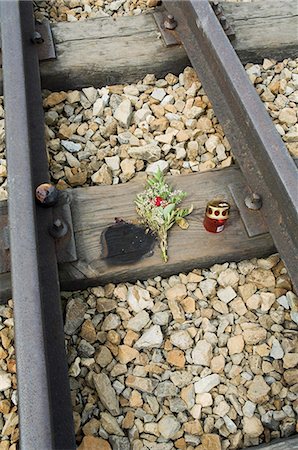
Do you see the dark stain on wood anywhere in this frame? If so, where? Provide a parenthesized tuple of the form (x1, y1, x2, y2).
(101, 220, 156, 265)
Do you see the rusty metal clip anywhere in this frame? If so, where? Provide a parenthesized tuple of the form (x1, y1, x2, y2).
(153, 8, 181, 47)
(210, 1, 235, 40)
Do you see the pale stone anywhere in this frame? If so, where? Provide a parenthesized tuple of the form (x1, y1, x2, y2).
(211, 355, 225, 374)
(146, 160, 169, 175)
(238, 283, 257, 301)
(151, 88, 166, 101)
(126, 375, 157, 393)
(170, 330, 193, 350)
(158, 415, 180, 439)
(260, 292, 276, 312)
(102, 313, 121, 331)
(61, 140, 81, 153)
(181, 384, 195, 409)
(91, 164, 113, 185)
(227, 335, 244, 355)
(126, 310, 150, 332)
(270, 338, 284, 359)
(127, 286, 153, 313)
(229, 297, 248, 316)
(192, 340, 213, 366)
(243, 400, 256, 418)
(120, 159, 135, 180)
(105, 155, 120, 171)
(199, 278, 217, 297)
(167, 349, 185, 368)
(246, 269, 275, 288)
(0, 371, 11, 391)
(44, 91, 67, 107)
(93, 98, 105, 116)
(284, 369, 298, 385)
(190, 404, 202, 419)
(117, 345, 139, 364)
(279, 108, 297, 126)
(243, 417, 264, 438)
(128, 144, 161, 162)
(196, 393, 213, 407)
(214, 400, 230, 417)
(247, 294, 261, 310)
(82, 86, 97, 104)
(134, 325, 163, 349)
(283, 353, 298, 369)
(167, 297, 185, 323)
(201, 434, 222, 450)
(114, 99, 133, 128)
(247, 375, 270, 404)
(194, 374, 221, 393)
(218, 268, 239, 287)
(212, 300, 229, 315)
(243, 327, 267, 345)
(217, 286, 237, 304)
(166, 283, 187, 301)
(277, 295, 289, 309)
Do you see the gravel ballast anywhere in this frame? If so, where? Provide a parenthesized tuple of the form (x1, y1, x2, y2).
(0, 53, 297, 449)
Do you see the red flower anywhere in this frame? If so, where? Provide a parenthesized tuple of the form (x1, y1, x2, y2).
(154, 196, 163, 206)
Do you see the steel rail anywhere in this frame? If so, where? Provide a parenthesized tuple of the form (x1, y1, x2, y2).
(164, 0, 298, 291)
(0, 1, 76, 449)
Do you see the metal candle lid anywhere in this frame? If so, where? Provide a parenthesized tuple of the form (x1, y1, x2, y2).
(205, 199, 230, 220)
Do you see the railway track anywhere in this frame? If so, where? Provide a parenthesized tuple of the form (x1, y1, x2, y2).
(0, 0, 297, 449)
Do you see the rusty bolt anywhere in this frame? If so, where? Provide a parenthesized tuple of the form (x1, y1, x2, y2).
(49, 218, 68, 239)
(245, 192, 262, 210)
(31, 31, 44, 44)
(164, 14, 177, 30)
(36, 183, 59, 207)
(220, 15, 229, 30)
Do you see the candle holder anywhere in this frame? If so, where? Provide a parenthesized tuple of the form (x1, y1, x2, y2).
(203, 199, 230, 233)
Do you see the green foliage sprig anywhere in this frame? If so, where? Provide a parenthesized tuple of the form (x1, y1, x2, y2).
(135, 169, 193, 262)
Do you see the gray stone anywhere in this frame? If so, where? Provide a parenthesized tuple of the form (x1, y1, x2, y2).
(243, 400, 256, 418)
(102, 313, 121, 331)
(155, 381, 178, 398)
(169, 397, 187, 413)
(170, 371, 193, 388)
(109, 436, 130, 450)
(151, 88, 166, 101)
(128, 144, 161, 162)
(270, 338, 284, 359)
(93, 373, 120, 416)
(61, 140, 82, 153)
(152, 311, 170, 326)
(194, 374, 221, 393)
(100, 412, 124, 436)
(77, 339, 95, 357)
(64, 298, 88, 335)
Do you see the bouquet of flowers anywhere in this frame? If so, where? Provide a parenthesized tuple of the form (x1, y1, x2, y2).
(135, 169, 193, 262)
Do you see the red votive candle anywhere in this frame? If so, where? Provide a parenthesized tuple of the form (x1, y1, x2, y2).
(203, 200, 230, 233)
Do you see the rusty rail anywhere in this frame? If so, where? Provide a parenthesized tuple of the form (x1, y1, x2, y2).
(163, 0, 298, 291)
(0, 1, 75, 448)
